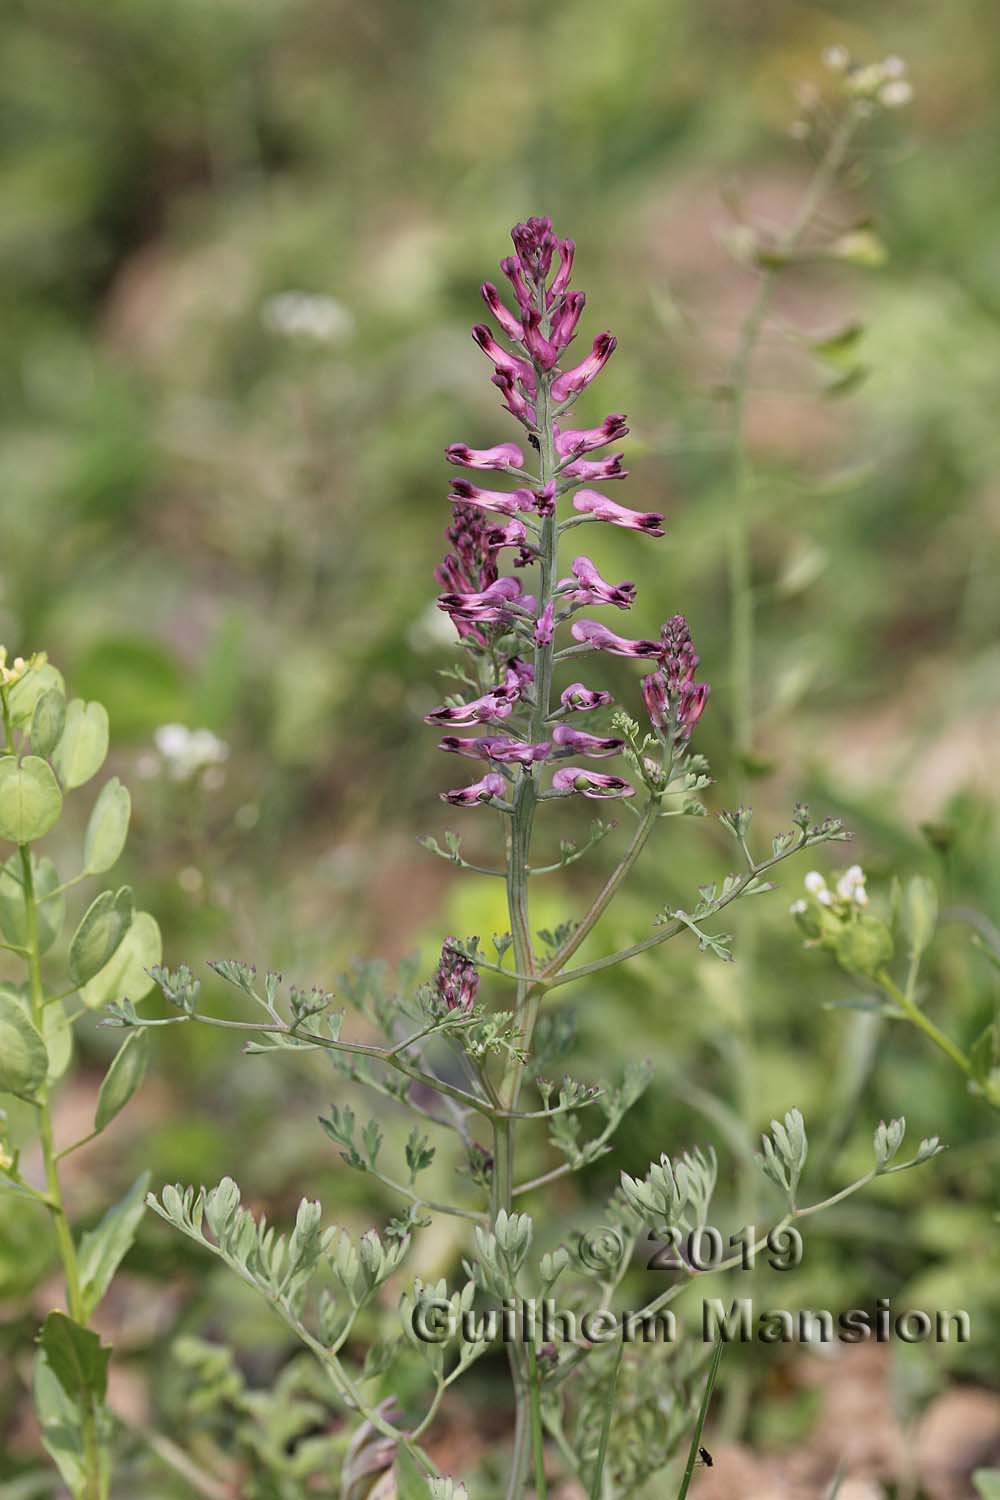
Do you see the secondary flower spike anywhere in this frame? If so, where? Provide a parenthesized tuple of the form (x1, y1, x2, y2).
(434, 941, 480, 1011)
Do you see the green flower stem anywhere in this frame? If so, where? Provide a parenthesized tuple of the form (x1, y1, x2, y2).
(876, 970, 972, 1078)
(541, 798, 661, 978)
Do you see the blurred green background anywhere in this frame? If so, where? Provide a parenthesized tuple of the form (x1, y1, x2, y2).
(2, 0, 1000, 1490)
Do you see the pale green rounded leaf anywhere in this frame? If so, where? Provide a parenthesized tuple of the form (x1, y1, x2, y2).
(0, 989, 48, 1100)
(43, 1000, 73, 1083)
(31, 687, 67, 759)
(0, 757, 63, 844)
(81, 911, 161, 1010)
(84, 778, 131, 875)
(52, 701, 109, 790)
(7, 663, 65, 729)
(69, 887, 133, 988)
(0, 854, 65, 954)
(95, 1029, 150, 1133)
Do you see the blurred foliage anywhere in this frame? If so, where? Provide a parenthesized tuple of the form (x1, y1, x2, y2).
(2, 0, 1000, 1491)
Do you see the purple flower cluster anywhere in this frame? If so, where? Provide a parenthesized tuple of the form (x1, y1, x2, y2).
(426, 217, 709, 807)
(433, 940, 480, 1011)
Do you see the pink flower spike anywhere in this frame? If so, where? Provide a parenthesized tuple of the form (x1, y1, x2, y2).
(446, 442, 525, 471)
(550, 291, 585, 350)
(492, 371, 537, 426)
(449, 480, 535, 517)
(555, 414, 630, 457)
(561, 453, 628, 483)
(534, 601, 555, 646)
(560, 682, 613, 712)
(481, 282, 525, 342)
(571, 619, 661, 658)
(550, 332, 617, 403)
(548, 238, 576, 303)
(551, 726, 624, 758)
(572, 490, 665, 536)
(560, 556, 636, 610)
(441, 772, 508, 807)
(471, 325, 536, 394)
(551, 768, 635, 800)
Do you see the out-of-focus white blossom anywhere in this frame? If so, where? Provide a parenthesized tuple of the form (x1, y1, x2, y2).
(261, 291, 354, 344)
(151, 724, 230, 783)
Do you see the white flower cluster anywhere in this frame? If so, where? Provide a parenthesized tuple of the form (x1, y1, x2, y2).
(139, 724, 230, 785)
(790, 864, 868, 915)
(823, 47, 914, 109)
(0, 647, 33, 687)
(261, 291, 354, 344)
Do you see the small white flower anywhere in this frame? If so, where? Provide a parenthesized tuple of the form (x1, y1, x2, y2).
(804, 871, 827, 895)
(817, 889, 834, 907)
(879, 79, 913, 108)
(154, 724, 230, 782)
(823, 45, 850, 73)
(882, 55, 907, 78)
(836, 864, 867, 901)
(790, 899, 808, 915)
(853, 885, 869, 907)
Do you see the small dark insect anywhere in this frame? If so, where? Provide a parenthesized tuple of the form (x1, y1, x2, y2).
(528, 433, 541, 451)
(698, 1447, 714, 1468)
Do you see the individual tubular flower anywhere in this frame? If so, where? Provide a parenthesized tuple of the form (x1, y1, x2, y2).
(561, 454, 628, 483)
(425, 681, 520, 726)
(550, 333, 617, 403)
(471, 325, 536, 394)
(480, 283, 524, 341)
(548, 237, 575, 302)
(448, 479, 535, 517)
(555, 414, 629, 456)
(534, 601, 555, 646)
(572, 490, 665, 536)
(551, 726, 624, 758)
(521, 308, 560, 370)
(560, 556, 636, 610)
(488, 739, 552, 766)
(499, 255, 533, 310)
(560, 682, 613, 712)
(446, 442, 525, 471)
(434, 941, 480, 1011)
(438, 736, 551, 766)
(484, 518, 533, 560)
(571, 619, 661, 658)
(549, 291, 586, 350)
(441, 772, 508, 807)
(492, 370, 537, 426)
(437, 576, 534, 624)
(551, 768, 635, 800)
